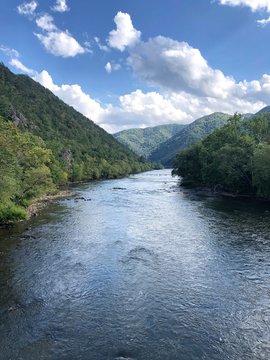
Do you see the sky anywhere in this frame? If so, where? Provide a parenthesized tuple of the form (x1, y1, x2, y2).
(1, 0, 270, 133)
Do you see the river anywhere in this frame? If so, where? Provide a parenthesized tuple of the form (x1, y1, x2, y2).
(0, 169, 270, 360)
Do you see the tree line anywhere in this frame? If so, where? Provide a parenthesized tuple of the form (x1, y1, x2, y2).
(173, 114, 270, 199)
(0, 64, 157, 223)
(0, 117, 154, 223)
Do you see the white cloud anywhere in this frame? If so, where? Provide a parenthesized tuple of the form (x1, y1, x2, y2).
(33, 70, 107, 123)
(105, 62, 112, 74)
(257, 16, 270, 25)
(217, 1, 270, 26)
(108, 12, 141, 51)
(0, 45, 36, 76)
(9, 58, 35, 75)
(124, 32, 270, 106)
(103, 90, 190, 131)
(32, 67, 267, 133)
(99, 12, 270, 131)
(105, 61, 121, 74)
(36, 14, 57, 31)
(32, 70, 190, 132)
(94, 37, 110, 52)
(0, 45, 20, 58)
(128, 36, 235, 98)
(35, 31, 86, 57)
(217, 0, 270, 12)
(21, 10, 270, 132)
(17, 1, 37, 16)
(35, 14, 88, 57)
(100, 89, 264, 133)
(52, 0, 69, 13)
(119, 90, 185, 120)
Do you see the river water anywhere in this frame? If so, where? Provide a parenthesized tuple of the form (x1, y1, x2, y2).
(0, 169, 270, 360)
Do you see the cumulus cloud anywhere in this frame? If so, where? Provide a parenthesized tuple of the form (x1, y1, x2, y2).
(105, 62, 112, 74)
(128, 36, 235, 98)
(16, 9, 270, 132)
(0, 45, 36, 75)
(9, 58, 35, 75)
(17, 1, 37, 16)
(35, 14, 88, 57)
(123, 31, 270, 106)
(105, 61, 121, 74)
(99, 12, 270, 131)
(100, 89, 264, 133)
(0, 45, 20, 58)
(31, 69, 265, 132)
(108, 12, 141, 51)
(32, 4, 270, 133)
(31, 70, 190, 132)
(36, 14, 57, 31)
(32, 67, 267, 133)
(119, 90, 186, 120)
(218, 0, 270, 24)
(101, 90, 191, 131)
(217, 0, 270, 12)
(52, 0, 69, 13)
(35, 31, 86, 57)
(33, 70, 107, 123)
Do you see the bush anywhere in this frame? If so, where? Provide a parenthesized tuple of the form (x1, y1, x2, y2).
(0, 202, 28, 223)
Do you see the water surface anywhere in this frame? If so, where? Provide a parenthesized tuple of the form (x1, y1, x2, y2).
(0, 169, 270, 359)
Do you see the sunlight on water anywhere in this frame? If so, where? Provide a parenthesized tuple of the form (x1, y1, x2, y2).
(0, 170, 270, 360)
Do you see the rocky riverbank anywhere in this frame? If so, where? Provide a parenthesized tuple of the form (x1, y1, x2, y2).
(27, 191, 76, 218)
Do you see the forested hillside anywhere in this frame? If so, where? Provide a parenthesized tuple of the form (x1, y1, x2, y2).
(0, 64, 153, 222)
(0, 64, 152, 179)
(173, 113, 270, 199)
(149, 113, 231, 167)
(0, 118, 57, 221)
(114, 124, 186, 158)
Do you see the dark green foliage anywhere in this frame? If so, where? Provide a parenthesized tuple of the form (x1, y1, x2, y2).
(0, 64, 153, 178)
(149, 113, 231, 167)
(0, 63, 154, 222)
(114, 124, 186, 159)
(252, 144, 270, 198)
(173, 113, 270, 199)
(0, 117, 55, 222)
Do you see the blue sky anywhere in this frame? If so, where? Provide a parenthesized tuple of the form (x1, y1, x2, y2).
(1, 0, 270, 132)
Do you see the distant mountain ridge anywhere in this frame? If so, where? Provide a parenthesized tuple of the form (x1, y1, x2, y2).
(255, 106, 270, 115)
(114, 108, 270, 168)
(114, 123, 186, 158)
(149, 112, 232, 167)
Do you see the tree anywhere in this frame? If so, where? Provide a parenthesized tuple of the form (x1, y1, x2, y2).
(252, 144, 270, 198)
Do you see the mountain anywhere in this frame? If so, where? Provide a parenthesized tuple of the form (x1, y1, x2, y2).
(0, 63, 154, 222)
(0, 63, 152, 181)
(149, 112, 231, 167)
(255, 106, 270, 115)
(242, 113, 254, 119)
(114, 124, 186, 159)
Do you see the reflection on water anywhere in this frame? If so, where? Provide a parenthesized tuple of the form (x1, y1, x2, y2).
(0, 169, 270, 360)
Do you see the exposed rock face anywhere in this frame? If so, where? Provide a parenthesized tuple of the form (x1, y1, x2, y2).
(61, 148, 73, 171)
(12, 110, 36, 131)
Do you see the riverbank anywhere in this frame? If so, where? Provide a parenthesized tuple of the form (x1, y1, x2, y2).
(27, 190, 76, 218)
(1, 169, 270, 360)
(0, 168, 153, 226)
(179, 180, 270, 203)
(0, 190, 76, 228)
